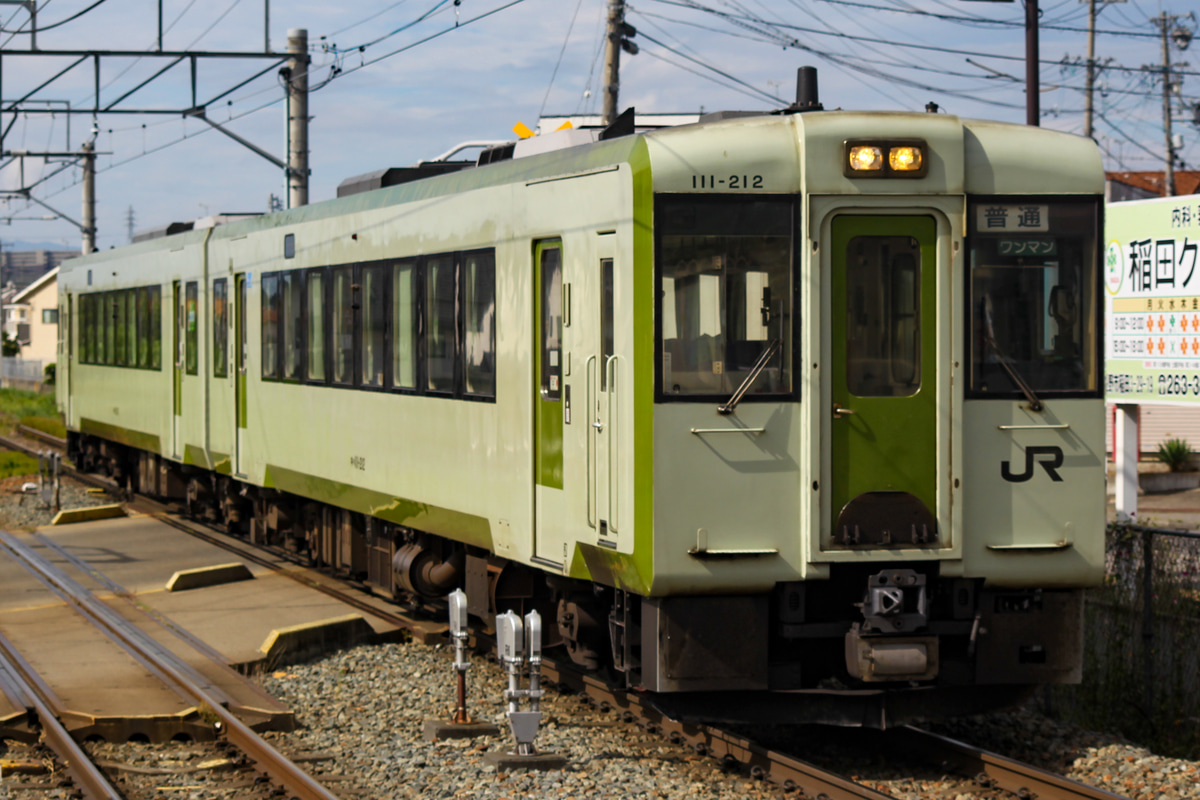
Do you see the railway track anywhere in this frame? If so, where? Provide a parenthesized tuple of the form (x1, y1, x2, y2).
(0, 430, 1132, 800)
(0, 529, 339, 800)
(0, 637, 123, 799)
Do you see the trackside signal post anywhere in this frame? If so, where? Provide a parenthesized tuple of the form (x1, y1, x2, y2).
(422, 589, 499, 741)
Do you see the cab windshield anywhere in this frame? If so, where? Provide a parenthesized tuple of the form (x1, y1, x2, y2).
(657, 196, 794, 399)
(968, 199, 1100, 396)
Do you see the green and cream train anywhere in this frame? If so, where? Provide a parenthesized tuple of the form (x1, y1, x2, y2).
(57, 78, 1105, 725)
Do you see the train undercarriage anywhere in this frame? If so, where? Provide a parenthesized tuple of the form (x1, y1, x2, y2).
(72, 430, 1084, 728)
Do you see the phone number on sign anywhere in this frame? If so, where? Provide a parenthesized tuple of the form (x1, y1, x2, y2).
(1158, 374, 1200, 396)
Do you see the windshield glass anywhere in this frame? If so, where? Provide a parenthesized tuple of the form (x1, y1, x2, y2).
(968, 200, 1099, 396)
(657, 197, 794, 398)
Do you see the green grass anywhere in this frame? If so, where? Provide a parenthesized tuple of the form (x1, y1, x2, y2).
(0, 450, 39, 480)
(0, 388, 58, 435)
(20, 415, 66, 440)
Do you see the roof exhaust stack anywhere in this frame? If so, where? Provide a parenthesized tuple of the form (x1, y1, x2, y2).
(782, 66, 823, 114)
(796, 67, 821, 110)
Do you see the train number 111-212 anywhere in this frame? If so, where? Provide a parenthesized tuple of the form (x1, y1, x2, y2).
(692, 174, 764, 189)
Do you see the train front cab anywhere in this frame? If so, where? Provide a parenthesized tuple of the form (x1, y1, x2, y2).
(633, 115, 1106, 718)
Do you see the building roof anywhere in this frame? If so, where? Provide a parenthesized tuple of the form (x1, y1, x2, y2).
(1106, 170, 1200, 196)
(12, 266, 57, 304)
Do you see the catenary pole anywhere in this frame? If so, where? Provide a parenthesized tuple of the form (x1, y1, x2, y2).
(287, 28, 308, 209)
(81, 140, 95, 253)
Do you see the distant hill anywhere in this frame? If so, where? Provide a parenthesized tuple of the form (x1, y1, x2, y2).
(2, 239, 78, 252)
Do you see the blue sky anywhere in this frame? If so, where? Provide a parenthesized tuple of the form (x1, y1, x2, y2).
(1, 0, 1195, 252)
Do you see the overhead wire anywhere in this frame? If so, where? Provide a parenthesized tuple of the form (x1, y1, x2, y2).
(538, 0, 588, 121)
(0, 0, 110, 34)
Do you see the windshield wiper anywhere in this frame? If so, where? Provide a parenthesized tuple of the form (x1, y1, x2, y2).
(982, 295, 1044, 412)
(718, 338, 783, 415)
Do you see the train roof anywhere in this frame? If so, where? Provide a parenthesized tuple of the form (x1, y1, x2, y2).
(58, 110, 1102, 276)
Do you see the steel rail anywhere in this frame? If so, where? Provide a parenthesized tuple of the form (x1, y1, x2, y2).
(14, 423, 66, 449)
(0, 431, 121, 495)
(892, 726, 1130, 800)
(28, 442, 1131, 799)
(0, 632, 123, 799)
(0, 531, 339, 800)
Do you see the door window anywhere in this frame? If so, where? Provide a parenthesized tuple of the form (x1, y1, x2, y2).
(845, 236, 922, 397)
(540, 246, 563, 401)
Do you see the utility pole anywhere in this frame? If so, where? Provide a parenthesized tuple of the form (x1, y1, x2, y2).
(1084, 0, 1096, 138)
(286, 28, 309, 209)
(602, 0, 637, 126)
(81, 140, 95, 254)
(1150, 13, 1194, 197)
(1158, 13, 1176, 197)
(1025, 0, 1039, 126)
(125, 206, 135, 243)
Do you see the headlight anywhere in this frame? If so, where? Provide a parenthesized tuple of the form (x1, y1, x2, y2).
(848, 145, 884, 172)
(889, 146, 922, 172)
(843, 139, 929, 178)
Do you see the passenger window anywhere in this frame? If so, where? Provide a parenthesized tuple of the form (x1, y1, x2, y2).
(391, 261, 418, 390)
(213, 279, 228, 378)
(845, 236, 921, 397)
(125, 290, 137, 367)
(332, 266, 354, 385)
(148, 286, 162, 370)
(282, 271, 302, 380)
(185, 282, 198, 375)
(306, 270, 326, 381)
(463, 251, 495, 398)
(114, 290, 128, 366)
(103, 291, 113, 367)
(261, 274, 280, 379)
(361, 265, 386, 388)
(426, 256, 456, 393)
(540, 246, 563, 401)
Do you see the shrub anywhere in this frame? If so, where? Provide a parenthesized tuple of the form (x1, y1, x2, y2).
(1156, 437, 1193, 472)
(43, 362, 55, 385)
(0, 450, 39, 479)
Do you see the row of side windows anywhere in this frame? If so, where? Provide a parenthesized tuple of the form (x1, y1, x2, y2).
(78, 287, 163, 369)
(260, 249, 496, 400)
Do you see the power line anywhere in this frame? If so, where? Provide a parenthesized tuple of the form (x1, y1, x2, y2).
(0, 0, 112, 34)
(811, 0, 1159, 38)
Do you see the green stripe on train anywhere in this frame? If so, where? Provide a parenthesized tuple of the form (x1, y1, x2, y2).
(265, 464, 494, 551)
(79, 418, 161, 454)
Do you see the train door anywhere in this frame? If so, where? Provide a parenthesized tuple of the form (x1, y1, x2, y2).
(172, 279, 183, 459)
(534, 239, 567, 566)
(829, 215, 938, 543)
(591, 233, 618, 545)
(60, 294, 71, 423)
(234, 273, 247, 475)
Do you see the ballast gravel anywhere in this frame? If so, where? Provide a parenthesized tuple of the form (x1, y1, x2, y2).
(0, 473, 115, 531)
(5, 635, 1200, 799)
(248, 640, 1200, 800)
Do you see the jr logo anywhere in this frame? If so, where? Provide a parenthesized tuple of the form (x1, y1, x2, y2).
(1001, 445, 1065, 483)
